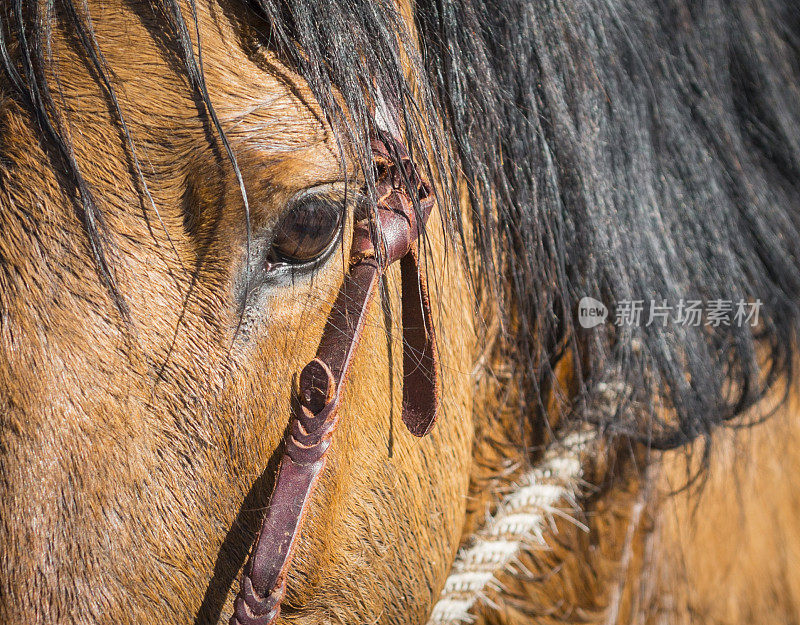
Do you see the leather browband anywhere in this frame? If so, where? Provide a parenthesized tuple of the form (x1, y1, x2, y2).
(230, 134, 440, 625)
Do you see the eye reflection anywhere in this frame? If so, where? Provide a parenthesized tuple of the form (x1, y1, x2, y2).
(268, 193, 344, 266)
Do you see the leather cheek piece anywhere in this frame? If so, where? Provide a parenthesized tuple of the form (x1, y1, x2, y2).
(230, 134, 440, 625)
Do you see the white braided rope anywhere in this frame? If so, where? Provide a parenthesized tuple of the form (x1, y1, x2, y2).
(426, 430, 595, 625)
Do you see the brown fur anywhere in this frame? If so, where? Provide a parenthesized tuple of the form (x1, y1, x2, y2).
(2, 2, 800, 625)
(0, 3, 475, 623)
(469, 367, 800, 625)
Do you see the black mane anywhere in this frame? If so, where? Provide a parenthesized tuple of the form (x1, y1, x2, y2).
(3, 0, 800, 450)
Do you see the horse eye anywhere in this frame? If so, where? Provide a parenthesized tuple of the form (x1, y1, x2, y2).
(269, 195, 343, 265)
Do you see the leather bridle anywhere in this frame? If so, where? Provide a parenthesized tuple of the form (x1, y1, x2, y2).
(231, 134, 441, 625)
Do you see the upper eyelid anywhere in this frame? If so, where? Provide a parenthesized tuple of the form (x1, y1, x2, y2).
(275, 183, 363, 220)
(289, 181, 363, 201)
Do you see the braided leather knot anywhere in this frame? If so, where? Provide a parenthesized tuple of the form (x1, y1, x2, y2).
(230, 576, 281, 625)
(298, 358, 335, 414)
(285, 359, 338, 465)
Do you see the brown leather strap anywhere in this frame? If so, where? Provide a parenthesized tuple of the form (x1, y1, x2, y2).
(230, 134, 440, 625)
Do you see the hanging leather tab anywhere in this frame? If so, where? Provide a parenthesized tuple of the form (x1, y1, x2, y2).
(371, 135, 440, 437)
(400, 249, 439, 436)
(231, 133, 439, 625)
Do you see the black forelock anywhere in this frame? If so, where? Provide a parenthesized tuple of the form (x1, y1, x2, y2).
(2, 0, 800, 451)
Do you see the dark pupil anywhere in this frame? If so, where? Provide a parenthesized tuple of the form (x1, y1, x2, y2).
(270, 197, 342, 263)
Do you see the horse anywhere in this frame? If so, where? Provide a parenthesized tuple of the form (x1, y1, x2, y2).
(2, 0, 800, 623)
